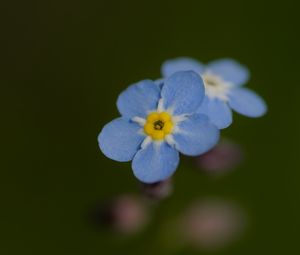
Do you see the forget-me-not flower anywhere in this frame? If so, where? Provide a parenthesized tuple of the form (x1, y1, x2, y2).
(161, 58, 267, 129)
(98, 71, 220, 183)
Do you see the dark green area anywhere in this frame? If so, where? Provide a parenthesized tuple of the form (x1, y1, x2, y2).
(1, 0, 299, 254)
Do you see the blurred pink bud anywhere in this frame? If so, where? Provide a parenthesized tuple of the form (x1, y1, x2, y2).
(179, 199, 246, 251)
(112, 194, 148, 234)
(195, 139, 244, 175)
(139, 178, 173, 200)
(89, 194, 148, 235)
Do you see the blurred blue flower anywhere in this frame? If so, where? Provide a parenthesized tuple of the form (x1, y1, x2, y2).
(161, 58, 267, 129)
(98, 71, 220, 183)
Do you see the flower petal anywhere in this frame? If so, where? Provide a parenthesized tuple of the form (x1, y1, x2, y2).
(161, 57, 205, 77)
(98, 118, 144, 162)
(228, 88, 267, 117)
(161, 71, 205, 115)
(197, 96, 233, 129)
(154, 78, 164, 89)
(173, 114, 220, 156)
(117, 80, 161, 119)
(207, 59, 249, 86)
(132, 142, 179, 183)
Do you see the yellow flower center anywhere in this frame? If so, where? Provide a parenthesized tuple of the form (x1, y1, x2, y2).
(144, 112, 173, 140)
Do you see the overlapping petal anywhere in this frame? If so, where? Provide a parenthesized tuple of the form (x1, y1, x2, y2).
(161, 57, 204, 77)
(197, 96, 233, 129)
(161, 71, 205, 115)
(206, 59, 249, 86)
(117, 80, 161, 119)
(173, 114, 220, 156)
(132, 142, 179, 183)
(98, 118, 145, 162)
(228, 88, 267, 117)
(154, 78, 164, 89)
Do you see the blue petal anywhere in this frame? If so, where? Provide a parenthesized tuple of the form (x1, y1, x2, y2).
(228, 88, 267, 117)
(161, 71, 205, 115)
(197, 96, 233, 129)
(117, 80, 161, 119)
(132, 142, 179, 183)
(207, 59, 250, 86)
(173, 114, 220, 156)
(154, 78, 164, 89)
(98, 118, 145, 162)
(161, 57, 205, 77)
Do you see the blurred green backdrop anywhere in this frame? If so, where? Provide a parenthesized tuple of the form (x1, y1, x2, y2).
(1, 0, 300, 254)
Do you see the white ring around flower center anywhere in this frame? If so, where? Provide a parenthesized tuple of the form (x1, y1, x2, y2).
(201, 71, 233, 101)
(132, 98, 187, 148)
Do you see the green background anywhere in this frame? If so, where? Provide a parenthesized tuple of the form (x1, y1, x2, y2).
(2, 0, 300, 254)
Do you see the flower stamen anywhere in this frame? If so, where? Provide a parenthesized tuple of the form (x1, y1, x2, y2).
(144, 112, 173, 140)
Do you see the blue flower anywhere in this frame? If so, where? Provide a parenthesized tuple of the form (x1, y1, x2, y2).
(98, 71, 220, 183)
(161, 58, 267, 129)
